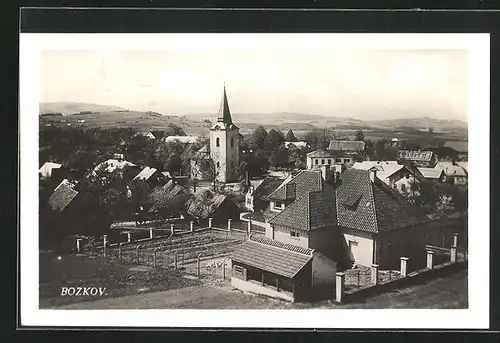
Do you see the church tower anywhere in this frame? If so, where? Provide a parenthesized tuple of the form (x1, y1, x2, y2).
(209, 85, 240, 183)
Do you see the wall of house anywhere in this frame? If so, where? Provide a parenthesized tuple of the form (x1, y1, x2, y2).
(376, 220, 458, 270)
(306, 156, 333, 170)
(272, 225, 309, 249)
(341, 227, 375, 267)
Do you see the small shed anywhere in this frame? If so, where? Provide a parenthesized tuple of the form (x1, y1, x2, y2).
(230, 235, 314, 302)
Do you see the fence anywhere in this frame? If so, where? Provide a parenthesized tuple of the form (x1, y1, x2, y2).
(336, 233, 468, 304)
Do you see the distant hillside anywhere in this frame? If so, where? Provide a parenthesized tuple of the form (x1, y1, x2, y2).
(39, 102, 128, 115)
(365, 117, 468, 133)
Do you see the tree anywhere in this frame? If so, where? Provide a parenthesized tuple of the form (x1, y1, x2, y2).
(164, 123, 186, 137)
(165, 152, 182, 174)
(266, 129, 285, 151)
(248, 126, 268, 150)
(354, 129, 365, 142)
(269, 146, 289, 170)
(285, 129, 297, 142)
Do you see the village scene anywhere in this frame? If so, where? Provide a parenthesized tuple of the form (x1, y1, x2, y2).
(38, 50, 468, 310)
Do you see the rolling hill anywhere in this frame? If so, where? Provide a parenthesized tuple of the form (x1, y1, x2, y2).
(39, 102, 128, 115)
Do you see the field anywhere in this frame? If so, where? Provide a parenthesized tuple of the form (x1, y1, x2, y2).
(45, 251, 467, 309)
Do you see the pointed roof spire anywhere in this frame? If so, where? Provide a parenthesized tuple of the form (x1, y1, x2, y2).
(217, 83, 233, 124)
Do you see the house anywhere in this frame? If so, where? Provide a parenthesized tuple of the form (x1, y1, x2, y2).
(435, 162, 468, 185)
(263, 168, 344, 279)
(39, 162, 62, 179)
(418, 167, 446, 183)
(284, 141, 309, 149)
(230, 235, 314, 302)
(306, 149, 334, 170)
(456, 161, 468, 173)
(133, 166, 164, 186)
(397, 150, 438, 168)
(336, 169, 445, 268)
(327, 140, 365, 165)
(134, 131, 156, 140)
(147, 180, 193, 216)
(352, 161, 424, 189)
(444, 141, 468, 161)
(186, 189, 240, 223)
(164, 135, 199, 144)
(126, 178, 151, 203)
(245, 176, 288, 212)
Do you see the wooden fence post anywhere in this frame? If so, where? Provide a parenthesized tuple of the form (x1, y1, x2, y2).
(208, 218, 213, 228)
(197, 253, 203, 277)
(170, 224, 175, 236)
(173, 252, 178, 270)
(76, 239, 82, 253)
(127, 232, 131, 243)
(222, 257, 229, 279)
(227, 219, 232, 231)
(426, 250, 435, 269)
(154, 247, 160, 268)
(190, 221, 194, 232)
(247, 220, 251, 234)
(150, 228, 154, 239)
(400, 257, 409, 277)
(371, 264, 379, 285)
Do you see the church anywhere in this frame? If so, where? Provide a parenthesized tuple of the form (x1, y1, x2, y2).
(190, 85, 240, 184)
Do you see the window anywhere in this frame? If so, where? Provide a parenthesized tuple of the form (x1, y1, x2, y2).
(321, 159, 325, 165)
(315, 159, 319, 165)
(230, 136, 234, 148)
(216, 137, 220, 147)
(275, 201, 283, 208)
(327, 159, 331, 165)
(344, 158, 350, 163)
(336, 158, 342, 163)
(216, 162, 220, 168)
(290, 231, 299, 237)
(234, 265, 244, 275)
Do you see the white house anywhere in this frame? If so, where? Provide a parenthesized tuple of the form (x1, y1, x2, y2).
(39, 162, 62, 178)
(164, 135, 199, 144)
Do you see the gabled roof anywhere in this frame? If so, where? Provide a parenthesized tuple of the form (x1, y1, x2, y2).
(336, 169, 430, 233)
(418, 167, 445, 179)
(444, 141, 468, 153)
(148, 181, 192, 212)
(164, 136, 199, 144)
(307, 149, 332, 158)
(230, 235, 314, 279)
(456, 161, 468, 173)
(352, 161, 399, 171)
(134, 166, 158, 180)
(39, 162, 62, 177)
(127, 178, 151, 197)
(268, 183, 337, 231)
(251, 176, 285, 201)
(267, 170, 323, 201)
(48, 182, 78, 212)
(328, 140, 365, 152)
(93, 159, 136, 173)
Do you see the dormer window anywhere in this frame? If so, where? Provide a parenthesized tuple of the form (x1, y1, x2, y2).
(216, 137, 220, 147)
(343, 193, 362, 211)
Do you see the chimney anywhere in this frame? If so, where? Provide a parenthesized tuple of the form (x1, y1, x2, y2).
(320, 165, 334, 184)
(369, 169, 377, 182)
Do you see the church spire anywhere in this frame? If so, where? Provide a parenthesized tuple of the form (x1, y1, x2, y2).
(217, 83, 233, 124)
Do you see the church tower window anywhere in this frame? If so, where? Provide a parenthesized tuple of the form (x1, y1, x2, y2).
(216, 137, 220, 147)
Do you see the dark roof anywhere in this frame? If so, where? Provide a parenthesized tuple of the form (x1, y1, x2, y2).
(268, 183, 337, 231)
(444, 141, 468, 153)
(48, 183, 78, 212)
(127, 178, 151, 195)
(230, 235, 314, 278)
(148, 181, 192, 212)
(252, 177, 285, 201)
(187, 190, 230, 219)
(268, 170, 322, 201)
(328, 140, 365, 152)
(336, 169, 431, 233)
(307, 149, 332, 158)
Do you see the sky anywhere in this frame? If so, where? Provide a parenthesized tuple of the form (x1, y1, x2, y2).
(40, 38, 468, 121)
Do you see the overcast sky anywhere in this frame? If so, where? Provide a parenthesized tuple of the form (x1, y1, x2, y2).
(40, 42, 468, 121)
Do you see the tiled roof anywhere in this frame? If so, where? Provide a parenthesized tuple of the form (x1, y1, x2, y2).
(336, 169, 431, 233)
(148, 183, 192, 212)
(336, 169, 378, 233)
(187, 190, 228, 219)
(134, 166, 158, 180)
(252, 177, 285, 201)
(230, 235, 313, 279)
(307, 149, 332, 158)
(268, 184, 336, 231)
(352, 161, 399, 171)
(397, 150, 434, 162)
(418, 167, 444, 179)
(127, 178, 151, 196)
(328, 140, 366, 152)
(48, 183, 78, 212)
(267, 170, 323, 201)
(444, 141, 468, 153)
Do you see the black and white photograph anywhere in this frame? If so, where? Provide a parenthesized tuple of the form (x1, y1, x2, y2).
(19, 32, 489, 328)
